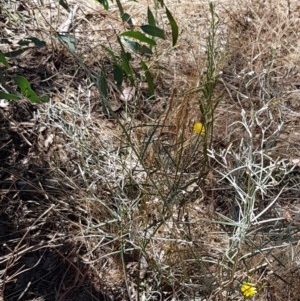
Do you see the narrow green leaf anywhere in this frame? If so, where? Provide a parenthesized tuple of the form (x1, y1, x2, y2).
(59, 0, 70, 11)
(120, 31, 157, 46)
(0, 51, 9, 67)
(101, 45, 117, 59)
(113, 64, 123, 86)
(121, 38, 153, 55)
(18, 37, 46, 47)
(14, 75, 43, 103)
(138, 44, 153, 55)
(99, 73, 108, 98)
(95, 0, 109, 10)
(5, 47, 32, 58)
(0, 91, 20, 100)
(98, 72, 110, 115)
(28, 37, 46, 48)
(140, 61, 154, 96)
(117, 36, 134, 84)
(115, 0, 133, 26)
(122, 13, 133, 26)
(120, 58, 134, 84)
(141, 25, 166, 39)
(115, 0, 124, 15)
(166, 7, 179, 46)
(147, 7, 156, 26)
(18, 39, 31, 46)
(157, 0, 164, 7)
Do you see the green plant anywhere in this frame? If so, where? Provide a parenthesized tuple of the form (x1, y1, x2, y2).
(99, 0, 178, 106)
(0, 38, 49, 103)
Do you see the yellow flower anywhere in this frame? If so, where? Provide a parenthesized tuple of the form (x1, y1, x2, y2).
(240, 282, 257, 298)
(193, 122, 205, 136)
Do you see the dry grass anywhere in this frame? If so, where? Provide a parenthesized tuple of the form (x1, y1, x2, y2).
(1, 0, 300, 300)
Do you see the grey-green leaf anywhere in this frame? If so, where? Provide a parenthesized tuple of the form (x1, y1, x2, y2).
(56, 34, 76, 52)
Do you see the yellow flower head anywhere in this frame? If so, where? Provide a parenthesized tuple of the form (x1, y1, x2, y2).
(193, 122, 205, 136)
(240, 282, 257, 298)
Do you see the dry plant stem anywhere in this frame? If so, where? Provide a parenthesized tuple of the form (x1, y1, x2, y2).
(2, 205, 55, 294)
(58, 4, 79, 33)
(199, 3, 222, 176)
(209, 93, 294, 297)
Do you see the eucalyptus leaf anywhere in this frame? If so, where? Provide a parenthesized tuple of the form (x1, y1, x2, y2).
(113, 64, 123, 86)
(0, 91, 20, 100)
(166, 7, 179, 46)
(147, 7, 156, 26)
(116, 0, 133, 26)
(120, 31, 157, 46)
(5, 47, 32, 58)
(14, 75, 48, 103)
(59, 0, 70, 11)
(122, 13, 133, 26)
(18, 37, 46, 47)
(141, 25, 166, 39)
(121, 38, 153, 55)
(0, 51, 9, 67)
(95, 0, 109, 10)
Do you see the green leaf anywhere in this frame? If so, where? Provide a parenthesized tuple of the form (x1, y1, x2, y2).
(140, 61, 154, 96)
(98, 72, 110, 115)
(0, 91, 20, 100)
(147, 7, 156, 26)
(27, 37, 46, 48)
(141, 25, 166, 39)
(59, 0, 70, 11)
(4, 37, 46, 58)
(5, 47, 32, 58)
(117, 36, 134, 84)
(0, 51, 9, 67)
(122, 13, 133, 26)
(157, 0, 164, 7)
(115, 0, 124, 15)
(115, 0, 133, 26)
(99, 73, 108, 98)
(95, 0, 109, 10)
(120, 31, 157, 46)
(13, 75, 48, 103)
(113, 64, 123, 86)
(18, 37, 46, 47)
(120, 58, 134, 84)
(121, 38, 153, 55)
(166, 7, 179, 46)
(101, 45, 117, 59)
